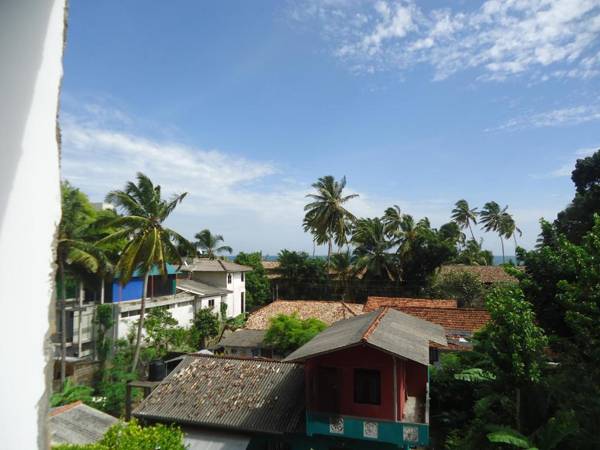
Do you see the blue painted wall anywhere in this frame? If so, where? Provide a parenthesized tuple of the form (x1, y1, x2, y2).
(112, 278, 145, 302)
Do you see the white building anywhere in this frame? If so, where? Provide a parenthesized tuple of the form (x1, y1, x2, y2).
(179, 259, 252, 318)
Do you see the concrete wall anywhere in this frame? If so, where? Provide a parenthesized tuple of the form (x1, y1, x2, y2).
(0, 1, 66, 448)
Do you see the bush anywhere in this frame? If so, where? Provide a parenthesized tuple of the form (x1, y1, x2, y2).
(52, 419, 186, 450)
(264, 313, 327, 355)
(50, 379, 94, 407)
(429, 270, 487, 307)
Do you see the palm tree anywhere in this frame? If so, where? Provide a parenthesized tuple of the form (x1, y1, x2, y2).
(382, 205, 404, 239)
(501, 211, 522, 252)
(303, 176, 358, 266)
(451, 199, 479, 242)
(480, 201, 508, 263)
(100, 173, 192, 371)
(57, 183, 109, 384)
(330, 251, 354, 299)
(194, 229, 233, 259)
(351, 217, 396, 280)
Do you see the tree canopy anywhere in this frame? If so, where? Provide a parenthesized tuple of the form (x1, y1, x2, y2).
(263, 313, 327, 355)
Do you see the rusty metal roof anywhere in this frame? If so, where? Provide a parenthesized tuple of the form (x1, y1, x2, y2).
(284, 308, 447, 366)
(218, 329, 267, 349)
(133, 355, 305, 435)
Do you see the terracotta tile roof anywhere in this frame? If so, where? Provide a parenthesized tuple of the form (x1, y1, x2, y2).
(365, 296, 458, 311)
(439, 264, 519, 284)
(245, 300, 364, 330)
(394, 306, 490, 334)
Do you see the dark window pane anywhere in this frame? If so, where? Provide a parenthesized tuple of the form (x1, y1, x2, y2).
(354, 369, 381, 405)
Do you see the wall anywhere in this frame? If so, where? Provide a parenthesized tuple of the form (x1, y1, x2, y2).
(305, 346, 428, 422)
(229, 271, 246, 317)
(0, 1, 66, 448)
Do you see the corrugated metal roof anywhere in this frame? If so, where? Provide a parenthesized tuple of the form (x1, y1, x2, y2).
(181, 259, 253, 273)
(133, 355, 305, 435)
(49, 401, 117, 445)
(176, 279, 230, 297)
(284, 308, 447, 366)
(183, 428, 250, 450)
(218, 329, 267, 348)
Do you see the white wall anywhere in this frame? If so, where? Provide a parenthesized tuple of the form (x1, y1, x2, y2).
(228, 272, 246, 317)
(0, 1, 66, 448)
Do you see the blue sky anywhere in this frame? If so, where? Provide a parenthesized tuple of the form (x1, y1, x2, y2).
(60, 0, 600, 256)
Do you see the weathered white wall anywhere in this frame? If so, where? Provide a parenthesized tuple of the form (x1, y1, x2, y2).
(0, 1, 66, 448)
(229, 272, 246, 317)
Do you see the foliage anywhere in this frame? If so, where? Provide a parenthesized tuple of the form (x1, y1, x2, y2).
(303, 175, 358, 260)
(452, 199, 479, 241)
(194, 228, 232, 259)
(454, 239, 494, 265)
(50, 379, 94, 407)
(52, 419, 186, 450)
(352, 217, 396, 280)
(277, 250, 329, 299)
(555, 149, 600, 243)
(234, 251, 271, 310)
(96, 340, 138, 417)
(429, 270, 487, 307)
(264, 313, 327, 355)
(93, 304, 114, 363)
(192, 307, 220, 349)
(99, 172, 192, 371)
(142, 307, 190, 357)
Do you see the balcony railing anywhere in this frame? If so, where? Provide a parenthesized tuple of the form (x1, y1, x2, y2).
(306, 411, 428, 448)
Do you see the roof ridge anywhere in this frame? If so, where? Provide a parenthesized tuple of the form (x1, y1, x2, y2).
(49, 401, 83, 417)
(186, 352, 302, 365)
(361, 308, 388, 341)
(340, 301, 359, 317)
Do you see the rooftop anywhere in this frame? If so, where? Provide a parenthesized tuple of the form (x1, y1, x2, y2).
(133, 354, 305, 435)
(49, 401, 117, 445)
(393, 306, 490, 335)
(176, 278, 231, 297)
(284, 308, 447, 366)
(218, 329, 267, 349)
(245, 300, 364, 330)
(181, 258, 253, 273)
(365, 296, 458, 310)
(439, 264, 519, 284)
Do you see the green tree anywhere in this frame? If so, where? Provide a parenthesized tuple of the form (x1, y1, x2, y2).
(192, 308, 220, 349)
(93, 304, 114, 365)
(480, 201, 508, 263)
(454, 239, 494, 265)
(100, 173, 192, 371)
(141, 307, 189, 357)
(555, 149, 600, 243)
(96, 339, 138, 417)
(429, 270, 487, 307)
(330, 250, 354, 300)
(57, 181, 109, 384)
(53, 419, 186, 450)
(264, 313, 327, 355)
(234, 252, 271, 310)
(277, 250, 329, 299)
(452, 199, 479, 241)
(352, 217, 396, 280)
(194, 229, 233, 259)
(303, 175, 358, 264)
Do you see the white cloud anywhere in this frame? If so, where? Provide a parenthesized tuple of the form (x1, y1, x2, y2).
(292, 0, 600, 81)
(490, 104, 600, 131)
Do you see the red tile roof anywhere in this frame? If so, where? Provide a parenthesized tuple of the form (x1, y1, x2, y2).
(439, 264, 519, 284)
(365, 296, 458, 311)
(245, 300, 364, 330)
(393, 307, 490, 334)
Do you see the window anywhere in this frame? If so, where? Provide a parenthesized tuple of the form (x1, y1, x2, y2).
(227, 273, 232, 284)
(241, 272, 244, 282)
(241, 292, 245, 312)
(208, 298, 215, 308)
(354, 369, 381, 405)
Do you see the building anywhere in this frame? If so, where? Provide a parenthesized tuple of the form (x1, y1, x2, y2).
(180, 259, 252, 318)
(364, 297, 491, 351)
(134, 307, 446, 449)
(217, 300, 364, 357)
(49, 401, 117, 446)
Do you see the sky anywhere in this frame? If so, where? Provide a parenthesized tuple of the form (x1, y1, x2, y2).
(60, 0, 600, 256)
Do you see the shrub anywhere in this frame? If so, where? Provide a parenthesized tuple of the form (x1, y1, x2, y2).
(50, 379, 94, 407)
(264, 313, 327, 355)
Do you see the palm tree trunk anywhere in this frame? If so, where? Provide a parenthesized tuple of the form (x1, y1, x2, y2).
(312, 240, 316, 258)
(77, 281, 84, 357)
(59, 260, 67, 386)
(500, 235, 505, 263)
(131, 272, 149, 372)
(100, 277, 105, 304)
(468, 222, 476, 241)
(327, 240, 332, 267)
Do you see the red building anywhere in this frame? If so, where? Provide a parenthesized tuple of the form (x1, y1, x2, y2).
(285, 307, 447, 449)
